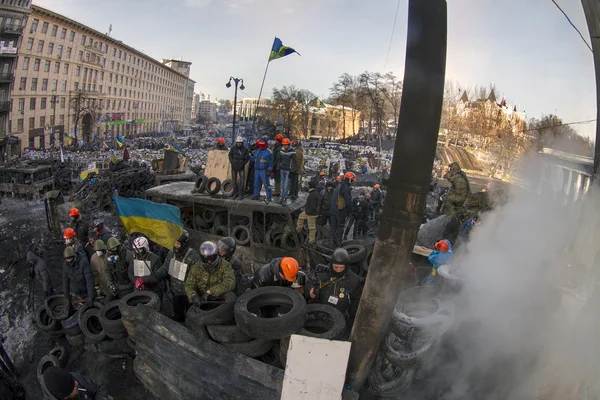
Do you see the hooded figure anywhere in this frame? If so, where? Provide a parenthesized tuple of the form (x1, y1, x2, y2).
(26, 251, 54, 298)
(41, 366, 109, 400)
(443, 162, 471, 217)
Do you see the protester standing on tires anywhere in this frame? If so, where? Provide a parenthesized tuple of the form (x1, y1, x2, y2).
(26, 250, 54, 298)
(250, 140, 273, 202)
(161, 230, 199, 322)
(62, 246, 95, 307)
(296, 180, 320, 243)
(104, 237, 133, 302)
(228, 136, 249, 199)
(329, 172, 354, 245)
(41, 366, 110, 400)
(69, 208, 89, 242)
(277, 138, 297, 205)
(89, 240, 109, 298)
(253, 257, 299, 288)
(305, 248, 363, 322)
(127, 236, 165, 298)
(216, 137, 227, 151)
(185, 241, 236, 303)
(310, 171, 327, 195)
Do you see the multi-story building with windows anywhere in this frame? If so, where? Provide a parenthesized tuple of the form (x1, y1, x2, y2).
(11, 5, 194, 149)
(0, 0, 31, 161)
(161, 58, 194, 131)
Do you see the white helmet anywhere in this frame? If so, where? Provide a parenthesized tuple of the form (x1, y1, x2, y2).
(235, 136, 244, 143)
(133, 236, 149, 252)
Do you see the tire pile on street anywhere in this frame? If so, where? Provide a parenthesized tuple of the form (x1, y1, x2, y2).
(365, 286, 455, 398)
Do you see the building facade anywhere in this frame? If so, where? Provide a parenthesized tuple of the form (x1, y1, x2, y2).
(161, 58, 194, 131)
(0, 0, 31, 160)
(191, 92, 200, 123)
(236, 97, 271, 120)
(12, 5, 193, 149)
(197, 99, 216, 122)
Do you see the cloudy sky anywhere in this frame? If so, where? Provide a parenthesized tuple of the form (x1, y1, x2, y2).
(33, 0, 596, 139)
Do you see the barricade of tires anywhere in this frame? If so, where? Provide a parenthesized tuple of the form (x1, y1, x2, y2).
(365, 286, 455, 397)
(192, 176, 235, 198)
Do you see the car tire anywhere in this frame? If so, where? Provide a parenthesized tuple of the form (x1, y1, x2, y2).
(36, 305, 59, 332)
(120, 291, 161, 313)
(232, 225, 251, 246)
(99, 300, 127, 335)
(223, 338, 273, 358)
(194, 215, 212, 230)
(381, 332, 435, 370)
(211, 224, 229, 237)
(184, 316, 210, 339)
(48, 346, 68, 368)
(60, 312, 81, 337)
(194, 176, 207, 193)
(366, 353, 415, 397)
(76, 301, 105, 329)
(45, 295, 70, 321)
(343, 244, 367, 263)
(206, 324, 252, 344)
(299, 304, 346, 340)
(206, 178, 221, 196)
(65, 333, 85, 347)
(221, 179, 234, 197)
(202, 209, 216, 223)
(36, 355, 60, 383)
(265, 227, 284, 247)
(80, 309, 107, 344)
(187, 298, 236, 326)
(234, 287, 307, 340)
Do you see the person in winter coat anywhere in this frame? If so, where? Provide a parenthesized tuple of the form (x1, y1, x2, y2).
(245, 141, 257, 195)
(443, 162, 471, 217)
(185, 241, 236, 302)
(217, 237, 242, 276)
(277, 138, 297, 204)
(41, 366, 110, 400)
(370, 184, 383, 220)
(69, 208, 89, 242)
(272, 134, 284, 196)
(424, 239, 453, 285)
(90, 240, 109, 297)
(26, 250, 54, 298)
(93, 220, 112, 244)
(228, 136, 250, 199)
(253, 257, 299, 288)
(62, 246, 95, 306)
(290, 140, 304, 199)
(310, 171, 327, 195)
(344, 191, 369, 240)
(127, 236, 164, 297)
(296, 181, 320, 243)
(305, 248, 363, 321)
(216, 137, 227, 151)
(155, 230, 200, 322)
(318, 181, 334, 239)
(104, 237, 133, 302)
(250, 140, 274, 201)
(329, 172, 355, 245)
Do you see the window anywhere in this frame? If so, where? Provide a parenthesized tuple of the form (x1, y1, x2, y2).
(19, 77, 26, 90)
(39, 116, 45, 127)
(78, 50, 83, 61)
(85, 52, 89, 62)
(75, 66, 80, 77)
(41, 79, 47, 91)
(50, 115, 55, 125)
(54, 61, 59, 73)
(100, 71, 104, 81)
(30, 78, 37, 90)
(47, 42, 53, 55)
(61, 80, 66, 91)
(43, 60, 50, 72)
(113, 88, 116, 96)
(25, 38, 33, 50)
(81, 35, 86, 45)
(36, 40, 43, 52)
(59, 114, 64, 124)
(74, 82, 78, 91)
(83, 68, 87, 80)
(60, 98, 65, 109)
(51, 25, 57, 37)
(108, 86, 111, 94)
(52, 79, 57, 91)
(33, 58, 40, 71)
(118, 50, 122, 59)
(63, 63, 68, 74)
(57, 45, 62, 57)
(17, 118, 23, 131)
(120, 76, 123, 84)
(30, 19, 38, 33)
(41, 22, 48, 34)
(119, 88, 122, 96)
(110, 61, 114, 70)
(41, 97, 46, 109)
(69, 31, 75, 42)
(99, 85, 102, 93)
(112, 48, 116, 56)
(112, 100, 115, 110)
(21, 57, 29, 70)
(29, 97, 36, 110)
(66, 47, 71, 58)
(109, 73, 112, 82)
(28, 117, 34, 130)
(17, 98, 24, 111)
(60, 28, 66, 39)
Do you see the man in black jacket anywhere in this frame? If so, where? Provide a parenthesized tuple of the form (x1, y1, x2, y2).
(318, 181, 334, 239)
(26, 250, 54, 298)
(69, 208, 89, 242)
(329, 172, 354, 245)
(62, 246, 95, 306)
(228, 136, 250, 199)
(344, 191, 369, 240)
(41, 366, 110, 400)
(104, 237, 133, 302)
(253, 257, 299, 288)
(296, 181, 320, 243)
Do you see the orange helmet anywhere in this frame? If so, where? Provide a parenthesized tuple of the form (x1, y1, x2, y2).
(374, 184, 380, 189)
(63, 228, 76, 239)
(344, 172, 356, 181)
(280, 257, 299, 282)
(69, 208, 80, 217)
(336, 175, 342, 182)
(435, 240, 450, 253)
(282, 138, 291, 145)
(291, 140, 299, 146)
(319, 171, 326, 176)
(275, 134, 283, 142)
(217, 137, 225, 144)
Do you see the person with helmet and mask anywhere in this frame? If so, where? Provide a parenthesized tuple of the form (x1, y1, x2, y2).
(185, 241, 236, 303)
(63, 228, 86, 257)
(370, 184, 384, 221)
(306, 248, 363, 321)
(89, 239, 109, 297)
(41, 366, 109, 400)
(329, 172, 355, 245)
(69, 208, 89, 242)
(228, 136, 250, 199)
(272, 134, 284, 196)
(291, 140, 303, 200)
(277, 138, 297, 205)
(62, 245, 95, 307)
(216, 137, 227, 151)
(104, 237, 133, 301)
(250, 139, 273, 202)
(161, 230, 200, 322)
(93, 220, 112, 244)
(253, 257, 299, 288)
(127, 236, 165, 297)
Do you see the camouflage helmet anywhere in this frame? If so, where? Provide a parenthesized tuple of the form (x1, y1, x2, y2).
(106, 237, 120, 251)
(93, 240, 107, 251)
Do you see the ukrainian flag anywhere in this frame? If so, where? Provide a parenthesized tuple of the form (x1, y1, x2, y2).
(116, 135, 124, 148)
(112, 196, 183, 249)
(269, 37, 299, 62)
(169, 140, 186, 155)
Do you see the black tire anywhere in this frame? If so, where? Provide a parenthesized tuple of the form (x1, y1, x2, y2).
(36, 355, 60, 383)
(299, 304, 346, 340)
(60, 312, 82, 336)
(206, 178, 221, 195)
(281, 231, 299, 251)
(184, 316, 210, 338)
(221, 179, 234, 197)
(223, 338, 273, 357)
(36, 306, 59, 332)
(48, 346, 68, 368)
(343, 244, 367, 263)
(99, 300, 126, 335)
(234, 287, 307, 340)
(194, 215, 212, 230)
(80, 309, 107, 344)
(45, 295, 70, 321)
(77, 301, 105, 329)
(120, 291, 161, 313)
(265, 227, 284, 247)
(194, 176, 207, 193)
(366, 353, 415, 397)
(202, 209, 216, 223)
(206, 324, 252, 344)
(187, 298, 236, 326)
(65, 333, 85, 347)
(232, 225, 251, 246)
(211, 224, 228, 237)
(381, 332, 435, 369)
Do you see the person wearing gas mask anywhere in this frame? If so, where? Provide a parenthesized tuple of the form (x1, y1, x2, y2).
(68, 207, 89, 242)
(26, 250, 54, 298)
(161, 230, 199, 322)
(62, 246, 95, 307)
(185, 241, 236, 304)
(89, 239, 109, 297)
(305, 248, 363, 321)
(127, 236, 165, 298)
(104, 237, 133, 301)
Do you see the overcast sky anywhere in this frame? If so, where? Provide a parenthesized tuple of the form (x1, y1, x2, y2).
(33, 0, 597, 139)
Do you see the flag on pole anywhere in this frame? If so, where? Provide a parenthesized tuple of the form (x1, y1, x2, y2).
(268, 37, 299, 62)
(169, 140, 186, 155)
(116, 135, 124, 148)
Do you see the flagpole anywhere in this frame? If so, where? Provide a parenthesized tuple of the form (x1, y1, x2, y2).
(250, 60, 270, 137)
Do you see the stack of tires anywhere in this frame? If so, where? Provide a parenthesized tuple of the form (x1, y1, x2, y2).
(36, 346, 68, 383)
(365, 286, 455, 398)
(192, 176, 235, 198)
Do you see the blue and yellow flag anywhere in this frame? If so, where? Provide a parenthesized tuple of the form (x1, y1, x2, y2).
(112, 196, 183, 249)
(169, 140, 186, 155)
(116, 135, 124, 148)
(269, 37, 299, 62)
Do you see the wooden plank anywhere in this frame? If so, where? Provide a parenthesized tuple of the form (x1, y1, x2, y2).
(413, 245, 432, 257)
(204, 149, 232, 184)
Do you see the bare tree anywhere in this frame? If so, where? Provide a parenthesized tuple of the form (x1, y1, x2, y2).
(381, 72, 403, 136)
(295, 89, 317, 139)
(272, 85, 299, 137)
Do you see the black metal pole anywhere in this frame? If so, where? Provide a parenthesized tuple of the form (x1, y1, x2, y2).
(232, 81, 239, 144)
(346, 0, 447, 389)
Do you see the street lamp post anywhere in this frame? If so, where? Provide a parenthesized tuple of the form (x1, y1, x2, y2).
(226, 77, 244, 143)
(50, 95, 59, 145)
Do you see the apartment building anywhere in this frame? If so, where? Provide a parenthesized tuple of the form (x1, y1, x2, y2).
(161, 58, 194, 130)
(12, 5, 194, 149)
(198, 100, 216, 122)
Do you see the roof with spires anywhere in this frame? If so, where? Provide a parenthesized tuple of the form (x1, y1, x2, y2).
(487, 89, 497, 103)
(460, 90, 469, 102)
